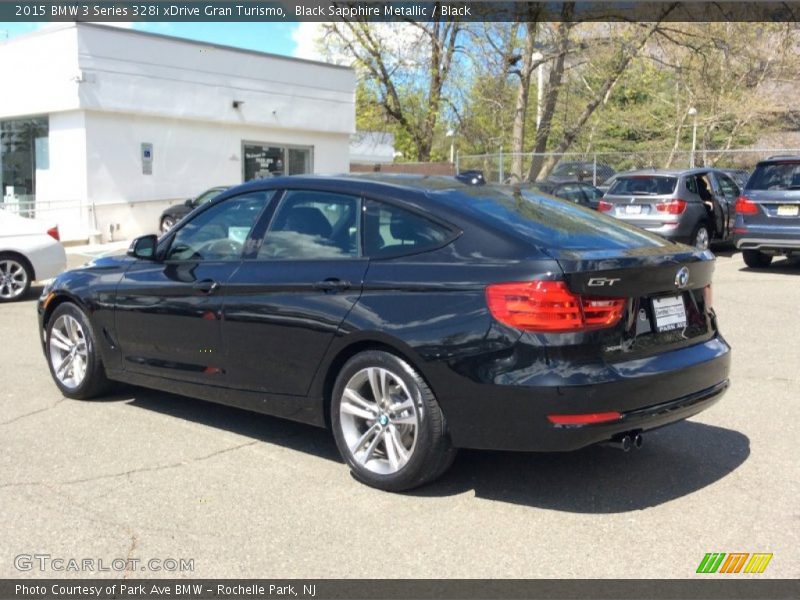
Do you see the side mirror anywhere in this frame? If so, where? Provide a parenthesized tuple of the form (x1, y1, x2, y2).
(184, 198, 195, 207)
(127, 235, 158, 260)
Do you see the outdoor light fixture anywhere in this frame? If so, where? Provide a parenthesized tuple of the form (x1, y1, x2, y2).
(232, 100, 244, 109)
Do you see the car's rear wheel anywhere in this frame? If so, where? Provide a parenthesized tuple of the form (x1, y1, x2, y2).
(0, 253, 32, 302)
(742, 249, 773, 268)
(45, 303, 113, 399)
(160, 216, 176, 234)
(331, 350, 456, 492)
(691, 223, 711, 250)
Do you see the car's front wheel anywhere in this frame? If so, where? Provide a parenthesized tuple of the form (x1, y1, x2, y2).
(0, 253, 33, 302)
(45, 303, 113, 399)
(331, 350, 456, 491)
(742, 249, 773, 269)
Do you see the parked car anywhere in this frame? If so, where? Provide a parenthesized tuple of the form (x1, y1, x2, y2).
(38, 175, 730, 491)
(545, 161, 616, 185)
(0, 208, 66, 302)
(159, 185, 231, 233)
(599, 168, 742, 249)
(455, 170, 486, 186)
(534, 180, 605, 210)
(734, 156, 800, 268)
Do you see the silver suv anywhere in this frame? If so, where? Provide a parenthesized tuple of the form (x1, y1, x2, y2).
(599, 168, 741, 249)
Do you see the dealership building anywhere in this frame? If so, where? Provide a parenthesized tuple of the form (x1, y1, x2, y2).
(0, 23, 356, 241)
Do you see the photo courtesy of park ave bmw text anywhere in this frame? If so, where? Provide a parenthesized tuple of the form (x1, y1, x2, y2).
(0, 2, 797, 599)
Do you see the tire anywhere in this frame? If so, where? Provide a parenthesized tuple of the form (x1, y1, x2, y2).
(331, 350, 456, 492)
(160, 216, 176, 234)
(45, 302, 113, 399)
(0, 253, 33, 302)
(742, 249, 773, 269)
(691, 223, 711, 251)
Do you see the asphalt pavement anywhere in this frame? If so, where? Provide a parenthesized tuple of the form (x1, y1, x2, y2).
(0, 250, 797, 579)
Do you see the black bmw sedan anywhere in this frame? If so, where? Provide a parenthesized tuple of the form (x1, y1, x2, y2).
(37, 175, 730, 491)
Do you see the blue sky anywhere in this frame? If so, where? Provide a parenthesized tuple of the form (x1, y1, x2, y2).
(0, 22, 301, 57)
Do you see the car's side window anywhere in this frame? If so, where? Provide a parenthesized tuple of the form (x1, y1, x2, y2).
(363, 199, 452, 258)
(716, 174, 740, 202)
(686, 177, 699, 195)
(558, 184, 587, 204)
(258, 190, 360, 260)
(166, 192, 271, 261)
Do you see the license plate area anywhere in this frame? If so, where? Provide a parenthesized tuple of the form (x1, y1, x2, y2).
(651, 294, 687, 332)
(777, 204, 799, 217)
(625, 204, 643, 215)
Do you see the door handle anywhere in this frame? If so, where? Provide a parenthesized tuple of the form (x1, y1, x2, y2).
(193, 279, 220, 294)
(313, 278, 351, 293)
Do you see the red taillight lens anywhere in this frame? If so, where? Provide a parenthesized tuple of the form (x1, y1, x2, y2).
(547, 411, 622, 426)
(655, 199, 687, 214)
(735, 196, 758, 215)
(46, 226, 60, 241)
(485, 281, 626, 333)
(598, 200, 613, 212)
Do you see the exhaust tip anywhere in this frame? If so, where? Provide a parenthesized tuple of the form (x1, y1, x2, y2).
(633, 433, 644, 449)
(604, 434, 632, 452)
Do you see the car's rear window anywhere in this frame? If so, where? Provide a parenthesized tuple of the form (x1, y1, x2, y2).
(608, 176, 678, 195)
(452, 187, 668, 250)
(746, 162, 800, 191)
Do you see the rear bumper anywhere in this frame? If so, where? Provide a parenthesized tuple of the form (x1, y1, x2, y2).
(735, 234, 800, 252)
(440, 335, 731, 452)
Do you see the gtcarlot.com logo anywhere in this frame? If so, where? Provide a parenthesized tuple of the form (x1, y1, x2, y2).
(14, 553, 194, 573)
(696, 552, 773, 574)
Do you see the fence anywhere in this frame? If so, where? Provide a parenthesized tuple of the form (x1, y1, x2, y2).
(456, 148, 800, 185)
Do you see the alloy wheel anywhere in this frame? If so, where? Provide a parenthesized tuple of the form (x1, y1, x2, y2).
(0, 258, 29, 300)
(48, 314, 89, 390)
(694, 226, 710, 250)
(339, 366, 420, 475)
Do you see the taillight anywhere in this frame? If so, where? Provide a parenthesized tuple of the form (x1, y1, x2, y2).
(46, 226, 60, 241)
(598, 200, 613, 212)
(485, 281, 626, 333)
(735, 196, 758, 215)
(547, 411, 622, 426)
(655, 199, 687, 214)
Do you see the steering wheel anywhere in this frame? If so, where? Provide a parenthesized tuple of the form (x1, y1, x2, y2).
(201, 238, 243, 258)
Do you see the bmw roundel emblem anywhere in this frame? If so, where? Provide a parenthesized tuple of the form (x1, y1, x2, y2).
(675, 267, 690, 289)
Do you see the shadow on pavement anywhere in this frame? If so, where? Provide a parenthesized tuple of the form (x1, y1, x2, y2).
(739, 257, 800, 275)
(416, 420, 749, 512)
(122, 387, 748, 513)
(126, 388, 341, 463)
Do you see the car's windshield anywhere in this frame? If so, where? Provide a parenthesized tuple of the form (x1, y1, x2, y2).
(608, 176, 678, 196)
(747, 162, 800, 191)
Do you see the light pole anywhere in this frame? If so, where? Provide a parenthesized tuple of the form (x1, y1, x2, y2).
(688, 107, 698, 168)
(532, 51, 544, 131)
(446, 129, 455, 164)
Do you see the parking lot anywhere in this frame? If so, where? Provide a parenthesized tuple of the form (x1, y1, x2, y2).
(1, 250, 797, 579)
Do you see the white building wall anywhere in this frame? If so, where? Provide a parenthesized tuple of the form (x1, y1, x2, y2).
(0, 27, 81, 118)
(85, 111, 350, 239)
(1, 23, 356, 241)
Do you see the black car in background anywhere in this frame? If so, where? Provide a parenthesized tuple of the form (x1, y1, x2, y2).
(734, 156, 800, 267)
(38, 176, 730, 491)
(545, 161, 616, 185)
(534, 180, 605, 210)
(159, 185, 231, 234)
